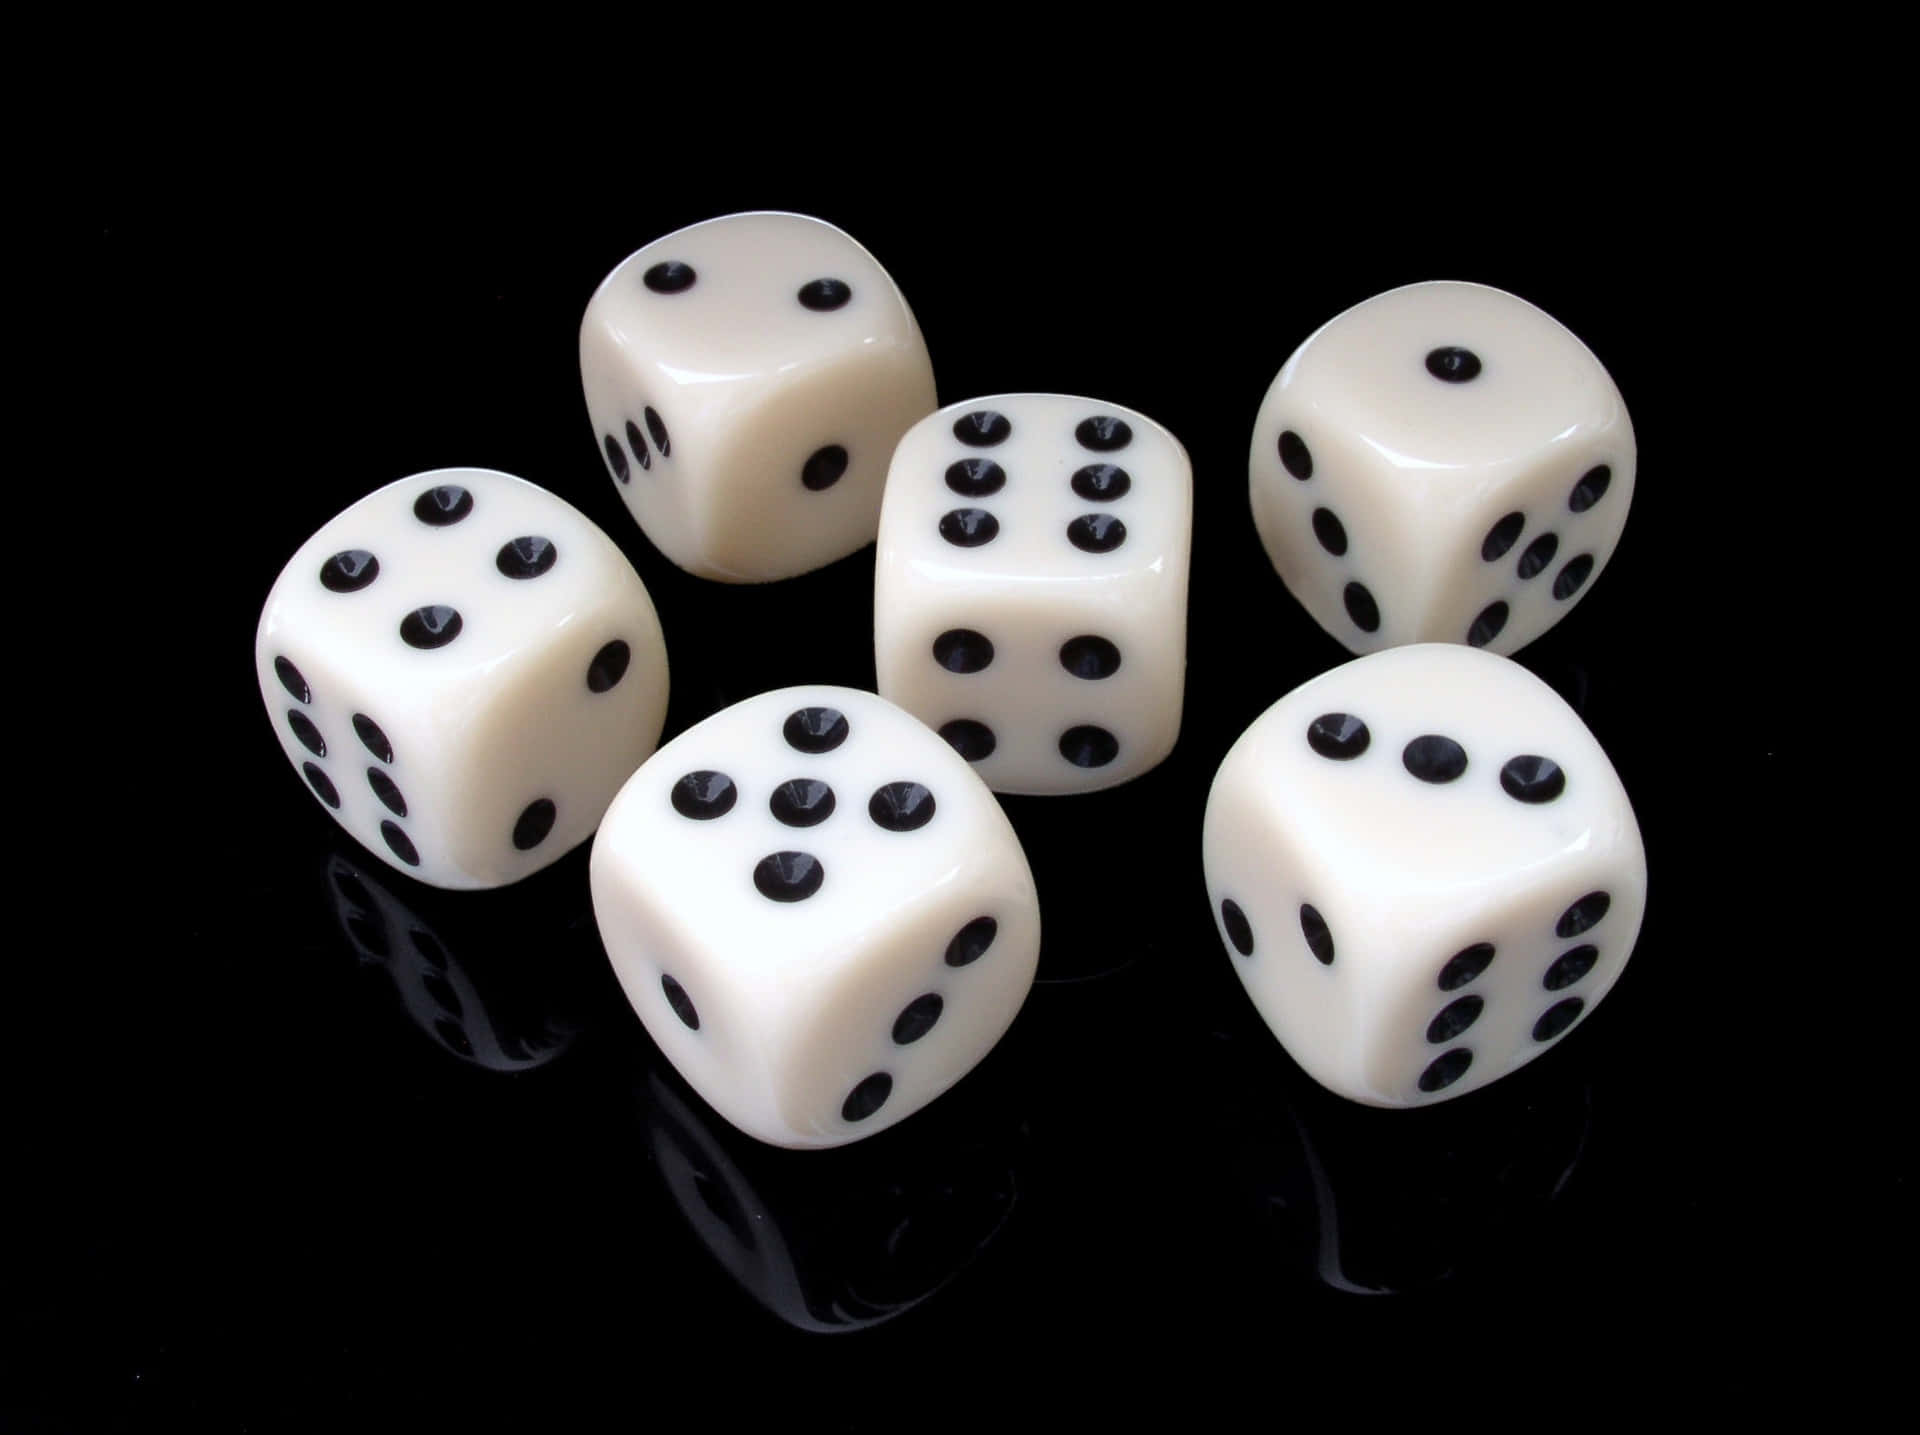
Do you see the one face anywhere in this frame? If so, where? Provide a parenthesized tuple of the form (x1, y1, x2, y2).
(1250, 281, 1634, 655)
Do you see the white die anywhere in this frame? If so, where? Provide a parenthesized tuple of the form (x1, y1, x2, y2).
(1249, 281, 1634, 655)
(256, 468, 669, 889)
(591, 686, 1041, 1148)
(1202, 645, 1647, 1106)
(579, 211, 937, 583)
(874, 395, 1193, 795)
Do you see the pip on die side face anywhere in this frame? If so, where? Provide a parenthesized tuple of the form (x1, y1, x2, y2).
(1249, 281, 1634, 656)
(1203, 645, 1646, 1107)
(590, 687, 1041, 1149)
(580, 211, 938, 583)
(874, 395, 1193, 796)
(256, 469, 669, 890)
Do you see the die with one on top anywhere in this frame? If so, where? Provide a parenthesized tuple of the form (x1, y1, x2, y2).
(580, 210, 937, 583)
(1204, 643, 1646, 1107)
(256, 468, 669, 889)
(591, 686, 1041, 1149)
(875, 394, 1193, 795)
(1249, 280, 1634, 656)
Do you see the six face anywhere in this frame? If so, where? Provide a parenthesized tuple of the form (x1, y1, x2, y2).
(260, 218, 1646, 1145)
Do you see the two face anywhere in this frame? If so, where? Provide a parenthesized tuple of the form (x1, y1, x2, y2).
(580, 212, 938, 582)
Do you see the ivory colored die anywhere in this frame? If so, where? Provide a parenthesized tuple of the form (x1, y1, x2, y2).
(874, 395, 1193, 795)
(1249, 281, 1634, 655)
(591, 686, 1041, 1148)
(256, 468, 669, 889)
(579, 211, 938, 583)
(1203, 645, 1647, 1107)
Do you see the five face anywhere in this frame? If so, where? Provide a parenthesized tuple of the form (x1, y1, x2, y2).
(591, 686, 1041, 1148)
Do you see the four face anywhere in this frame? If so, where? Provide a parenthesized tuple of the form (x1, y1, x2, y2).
(256, 468, 668, 888)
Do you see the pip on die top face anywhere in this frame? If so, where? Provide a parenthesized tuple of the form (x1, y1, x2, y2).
(256, 469, 669, 890)
(1203, 645, 1646, 1107)
(874, 395, 1193, 796)
(1249, 281, 1634, 656)
(579, 211, 938, 583)
(590, 686, 1041, 1149)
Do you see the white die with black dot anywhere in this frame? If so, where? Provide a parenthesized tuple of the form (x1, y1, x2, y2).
(591, 686, 1041, 1149)
(579, 211, 938, 583)
(1249, 281, 1634, 655)
(874, 395, 1193, 795)
(255, 468, 669, 889)
(1203, 644, 1646, 1107)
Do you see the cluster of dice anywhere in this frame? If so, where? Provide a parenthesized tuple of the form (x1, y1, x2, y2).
(256, 211, 1646, 1148)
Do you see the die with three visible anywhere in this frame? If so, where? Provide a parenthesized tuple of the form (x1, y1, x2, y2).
(1203, 644, 1646, 1108)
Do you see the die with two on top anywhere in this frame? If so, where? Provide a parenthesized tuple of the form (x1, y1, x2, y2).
(580, 210, 937, 583)
(255, 468, 669, 889)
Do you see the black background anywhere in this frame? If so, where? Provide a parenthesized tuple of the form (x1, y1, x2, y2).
(27, 123, 1880, 1424)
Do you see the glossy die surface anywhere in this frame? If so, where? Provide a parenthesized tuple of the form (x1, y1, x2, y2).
(1203, 645, 1646, 1106)
(256, 469, 669, 889)
(580, 211, 937, 583)
(591, 686, 1040, 1148)
(1249, 281, 1634, 655)
(874, 395, 1192, 795)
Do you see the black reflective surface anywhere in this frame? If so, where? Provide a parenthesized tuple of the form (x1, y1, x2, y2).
(39, 132, 1854, 1424)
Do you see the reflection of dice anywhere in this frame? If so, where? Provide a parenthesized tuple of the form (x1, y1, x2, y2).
(592, 686, 1040, 1147)
(1249, 282, 1633, 655)
(579, 211, 937, 582)
(325, 852, 581, 1072)
(1203, 644, 1646, 1106)
(875, 395, 1192, 794)
(1206, 1022, 1594, 1294)
(646, 1068, 1019, 1332)
(256, 469, 669, 889)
